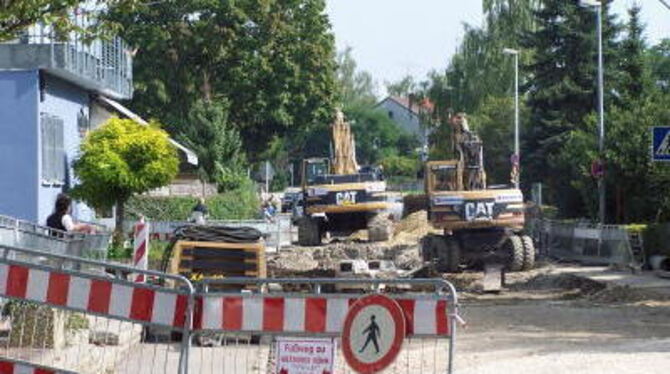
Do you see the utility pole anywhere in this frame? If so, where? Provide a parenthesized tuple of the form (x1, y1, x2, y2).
(503, 48, 520, 188)
(580, 0, 606, 225)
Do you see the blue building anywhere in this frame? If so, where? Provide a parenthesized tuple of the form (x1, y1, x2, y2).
(0, 23, 196, 224)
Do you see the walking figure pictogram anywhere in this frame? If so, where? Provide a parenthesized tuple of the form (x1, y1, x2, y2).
(359, 314, 381, 354)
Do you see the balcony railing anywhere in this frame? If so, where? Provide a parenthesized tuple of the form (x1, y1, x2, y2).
(0, 18, 133, 99)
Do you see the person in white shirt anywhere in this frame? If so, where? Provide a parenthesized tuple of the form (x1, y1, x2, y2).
(46, 194, 94, 234)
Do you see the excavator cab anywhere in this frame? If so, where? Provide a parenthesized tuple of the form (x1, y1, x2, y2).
(301, 158, 330, 187)
(426, 161, 462, 192)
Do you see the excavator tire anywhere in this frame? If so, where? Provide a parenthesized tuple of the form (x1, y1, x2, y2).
(505, 235, 524, 272)
(436, 236, 461, 273)
(521, 235, 536, 271)
(421, 235, 437, 262)
(298, 217, 321, 246)
(368, 214, 393, 242)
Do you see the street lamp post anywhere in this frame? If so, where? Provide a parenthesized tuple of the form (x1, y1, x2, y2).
(579, 0, 605, 225)
(503, 48, 520, 188)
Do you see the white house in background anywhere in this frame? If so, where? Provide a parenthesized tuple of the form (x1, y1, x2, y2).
(375, 96, 435, 145)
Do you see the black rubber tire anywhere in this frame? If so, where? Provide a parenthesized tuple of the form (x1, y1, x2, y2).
(436, 236, 461, 273)
(421, 235, 437, 262)
(505, 235, 524, 272)
(521, 235, 536, 271)
(368, 214, 393, 242)
(297, 217, 321, 246)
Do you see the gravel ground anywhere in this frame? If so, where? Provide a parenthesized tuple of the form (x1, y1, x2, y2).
(453, 265, 670, 374)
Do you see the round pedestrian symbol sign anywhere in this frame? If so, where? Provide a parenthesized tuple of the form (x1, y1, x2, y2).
(341, 294, 405, 373)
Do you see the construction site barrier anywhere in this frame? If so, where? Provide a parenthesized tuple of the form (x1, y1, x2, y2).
(191, 278, 459, 374)
(0, 358, 77, 374)
(0, 245, 460, 373)
(0, 244, 195, 374)
(0, 215, 110, 260)
(533, 219, 636, 266)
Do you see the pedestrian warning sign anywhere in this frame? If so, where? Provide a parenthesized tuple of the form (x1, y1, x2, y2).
(652, 126, 670, 161)
(341, 294, 405, 373)
(275, 337, 335, 374)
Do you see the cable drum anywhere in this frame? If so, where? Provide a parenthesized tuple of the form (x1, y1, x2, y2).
(160, 225, 265, 273)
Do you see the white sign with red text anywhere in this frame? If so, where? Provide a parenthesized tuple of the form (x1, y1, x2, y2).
(275, 337, 336, 374)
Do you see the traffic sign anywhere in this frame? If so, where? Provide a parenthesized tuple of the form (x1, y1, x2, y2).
(341, 294, 405, 374)
(275, 337, 335, 374)
(652, 126, 670, 162)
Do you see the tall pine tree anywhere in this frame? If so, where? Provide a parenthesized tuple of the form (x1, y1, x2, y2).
(522, 0, 620, 217)
(618, 4, 648, 102)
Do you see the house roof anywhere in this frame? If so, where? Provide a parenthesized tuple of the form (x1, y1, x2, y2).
(94, 96, 199, 166)
(378, 96, 435, 115)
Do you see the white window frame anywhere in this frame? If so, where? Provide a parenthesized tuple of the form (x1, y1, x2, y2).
(40, 112, 66, 185)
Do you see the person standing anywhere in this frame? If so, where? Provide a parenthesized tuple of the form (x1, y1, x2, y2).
(190, 197, 209, 224)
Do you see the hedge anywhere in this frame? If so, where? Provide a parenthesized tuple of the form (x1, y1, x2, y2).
(127, 183, 260, 221)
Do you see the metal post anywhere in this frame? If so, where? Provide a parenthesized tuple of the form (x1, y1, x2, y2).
(265, 161, 269, 193)
(596, 5, 606, 225)
(503, 48, 521, 188)
(514, 52, 520, 188)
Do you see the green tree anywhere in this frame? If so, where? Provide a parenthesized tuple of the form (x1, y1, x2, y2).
(0, 0, 137, 42)
(348, 107, 417, 165)
(72, 118, 179, 245)
(179, 99, 246, 190)
(336, 46, 377, 110)
(108, 0, 337, 160)
(386, 75, 416, 98)
(469, 96, 530, 186)
(605, 92, 670, 222)
(521, 0, 620, 217)
(619, 4, 649, 102)
(648, 39, 670, 92)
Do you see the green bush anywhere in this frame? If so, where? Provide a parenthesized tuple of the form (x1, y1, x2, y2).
(127, 180, 260, 221)
(380, 155, 420, 177)
(643, 223, 670, 257)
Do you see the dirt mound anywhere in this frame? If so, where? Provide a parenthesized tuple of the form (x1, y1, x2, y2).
(268, 241, 424, 277)
(268, 210, 436, 277)
(391, 210, 435, 245)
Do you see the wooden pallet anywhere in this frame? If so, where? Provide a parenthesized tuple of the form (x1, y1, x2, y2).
(169, 240, 267, 282)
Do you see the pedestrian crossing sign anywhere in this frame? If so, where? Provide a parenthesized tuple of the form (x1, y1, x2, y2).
(652, 126, 670, 162)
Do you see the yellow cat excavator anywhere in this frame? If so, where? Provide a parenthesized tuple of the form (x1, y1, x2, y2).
(297, 111, 393, 246)
(422, 113, 534, 276)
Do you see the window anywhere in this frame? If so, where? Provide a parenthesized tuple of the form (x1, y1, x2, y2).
(40, 113, 65, 184)
(388, 110, 394, 119)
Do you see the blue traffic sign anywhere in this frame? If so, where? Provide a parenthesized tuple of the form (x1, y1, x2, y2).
(652, 126, 670, 162)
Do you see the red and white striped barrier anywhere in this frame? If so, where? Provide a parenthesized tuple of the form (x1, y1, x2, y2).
(0, 358, 76, 374)
(133, 218, 149, 282)
(197, 296, 449, 337)
(0, 264, 188, 328)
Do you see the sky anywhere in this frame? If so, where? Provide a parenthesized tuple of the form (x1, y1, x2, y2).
(325, 0, 670, 95)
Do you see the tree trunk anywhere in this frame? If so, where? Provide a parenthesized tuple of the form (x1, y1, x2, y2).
(113, 200, 126, 248)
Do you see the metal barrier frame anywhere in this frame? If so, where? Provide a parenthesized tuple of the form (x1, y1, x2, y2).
(194, 277, 460, 374)
(0, 214, 111, 259)
(533, 218, 636, 266)
(0, 244, 196, 374)
(0, 357, 78, 374)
